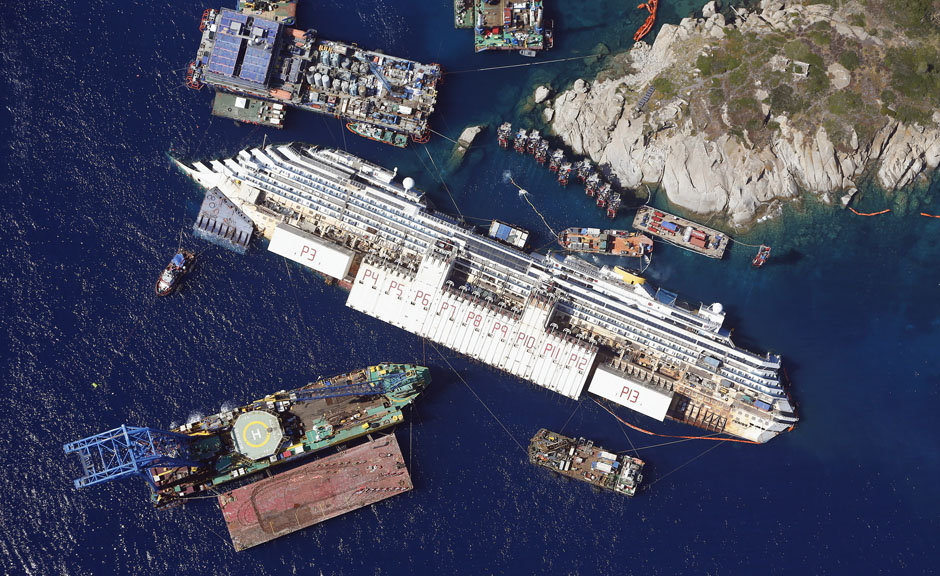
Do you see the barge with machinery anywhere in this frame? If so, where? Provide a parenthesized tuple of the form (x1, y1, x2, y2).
(63, 363, 429, 507)
(558, 228, 653, 258)
(633, 206, 730, 259)
(173, 143, 799, 443)
(471, 0, 552, 53)
(529, 428, 644, 496)
(189, 8, 441, 144)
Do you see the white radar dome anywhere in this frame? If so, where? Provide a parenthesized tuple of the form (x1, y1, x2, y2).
(403, 177, 415, 190)
(710, 303, 724, 314)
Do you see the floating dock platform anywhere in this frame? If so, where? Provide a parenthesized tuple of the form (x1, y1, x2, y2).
(210, 92, 286, 128)
(218, 435, 413, 551)
(633, 206, 730, 259)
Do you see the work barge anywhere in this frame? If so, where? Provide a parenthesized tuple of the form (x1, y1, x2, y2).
(175, 143, 799, 443)
(455, 0, 552, 53)
(633, 206, 730, 259)
(529, 429, 644, 496)
(189, 8, 441, 144)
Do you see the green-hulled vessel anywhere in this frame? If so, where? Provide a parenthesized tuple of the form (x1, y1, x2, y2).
(65, 363, 429, 508)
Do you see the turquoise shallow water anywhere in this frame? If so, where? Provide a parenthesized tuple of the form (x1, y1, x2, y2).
(2, 0, 938, 574)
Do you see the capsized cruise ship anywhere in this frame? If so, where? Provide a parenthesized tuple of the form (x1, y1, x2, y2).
(174, 143, 799, 443)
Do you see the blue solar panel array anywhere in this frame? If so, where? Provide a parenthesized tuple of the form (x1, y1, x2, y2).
(239, 45, 272, 84)
(218, 9, 248, 34)
(207, 33, 243, 77)
(206, 9, 281, 86)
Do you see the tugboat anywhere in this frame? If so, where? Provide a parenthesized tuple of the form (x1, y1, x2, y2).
(558, 162, 573, 186)
(577, 159, 593, 182)
(535, 139, 550, 164)
(155, 249, 195, 296)
(497, 122, 512, 148)
(752, 245, 771, 267)
(526, 130, 541, 155)
(597, 183, 611, 207)
(346, 122, 409, 148)
(514, 128, 528, 153)
(549, 149, 565, 172)
(607, 192, 622, 218)
(585, 173, 601, 197)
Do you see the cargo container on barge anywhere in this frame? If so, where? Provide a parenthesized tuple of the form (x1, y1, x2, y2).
(633, 206, 730, 259)
(189, 9, 441, 143)
(173, 143, 799, 443)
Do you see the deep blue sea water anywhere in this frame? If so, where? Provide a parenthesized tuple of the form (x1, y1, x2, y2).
(2, 0, 938, 574)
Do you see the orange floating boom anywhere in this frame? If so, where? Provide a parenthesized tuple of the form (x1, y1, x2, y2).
(921, 212, 940, 219)
(593, 399, 762, 445)
(848, 207, 891, 216)
(633, 0, 659, 42)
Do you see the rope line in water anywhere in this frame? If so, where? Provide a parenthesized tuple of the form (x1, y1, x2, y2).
(593, 398, 761, 445)
(445, 54, 602, 75)
(423, 145, 465, 219)
(643, 440, 727, 491)
(428, 340, 527, 454)
(619, 432, 726, 452)
(429, 128, 459, 145)
(727, 236, 764, 249)
(614, 410, 641, 458)
(558, 399, 583, 434)
(509, 176, 556, 236)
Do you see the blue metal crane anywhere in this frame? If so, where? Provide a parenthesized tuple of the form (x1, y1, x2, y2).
(368, 61, 401, 98)
(63, 425, 200, 490)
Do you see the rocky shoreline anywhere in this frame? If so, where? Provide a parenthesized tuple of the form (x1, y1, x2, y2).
(543, 0, 940, 227)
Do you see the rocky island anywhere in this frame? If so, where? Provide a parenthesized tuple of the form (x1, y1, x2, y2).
(544, 0, 940, 226)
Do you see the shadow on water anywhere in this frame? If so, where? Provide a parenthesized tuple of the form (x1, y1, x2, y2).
(769, 248, 804, 266)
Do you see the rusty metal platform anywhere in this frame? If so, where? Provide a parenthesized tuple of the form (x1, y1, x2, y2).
(218, 434, 412, 551)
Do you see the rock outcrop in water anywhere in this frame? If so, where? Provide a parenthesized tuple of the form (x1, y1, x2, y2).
(547, 0, 940, 226)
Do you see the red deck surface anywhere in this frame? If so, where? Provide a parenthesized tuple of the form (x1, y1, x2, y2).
(218, 435, 412, 551)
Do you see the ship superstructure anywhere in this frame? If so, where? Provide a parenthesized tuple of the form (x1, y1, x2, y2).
(64, 363, 429, 507)
(174, 143, 798, 443)
(190, 9, 441, 142)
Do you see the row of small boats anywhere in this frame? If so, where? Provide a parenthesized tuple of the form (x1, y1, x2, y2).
(497, 122, 622, 218)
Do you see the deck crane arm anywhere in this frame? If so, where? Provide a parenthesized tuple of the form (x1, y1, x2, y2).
(368, 61, 401, 98)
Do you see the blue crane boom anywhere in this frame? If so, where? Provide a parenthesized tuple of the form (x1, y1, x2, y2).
(368, 61, 401, 97)
(63, 425, 199, 490)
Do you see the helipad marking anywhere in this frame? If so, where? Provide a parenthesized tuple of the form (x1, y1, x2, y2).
(242, 421, 271, 448)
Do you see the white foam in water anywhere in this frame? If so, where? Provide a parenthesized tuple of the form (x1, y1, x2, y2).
(501, 170, 512, 183)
